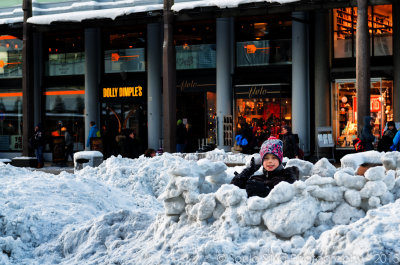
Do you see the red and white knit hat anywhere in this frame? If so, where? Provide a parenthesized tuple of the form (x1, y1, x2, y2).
(259, 136, 283, 164)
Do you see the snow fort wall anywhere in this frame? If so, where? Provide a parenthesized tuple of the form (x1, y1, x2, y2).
(160, 155, 400, 239)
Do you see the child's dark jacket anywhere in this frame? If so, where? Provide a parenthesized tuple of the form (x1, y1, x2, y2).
(231, 165, 299, 198)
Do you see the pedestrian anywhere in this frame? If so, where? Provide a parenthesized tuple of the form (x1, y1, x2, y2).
(360, 116, 376, 151)
(281, 125, 298, 159)
(86, 121, 100, 149)
(118, 129, 141, 159)
(231, 137, 299, 198)
(31, 123, 45, 168)
(63, 126, 74, 162)
(144, 148, 156, 158)
(377, 121, 397, 152)
(176, 119, 187, 153)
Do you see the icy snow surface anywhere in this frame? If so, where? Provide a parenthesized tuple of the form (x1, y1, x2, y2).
(1, 151, 400, 264)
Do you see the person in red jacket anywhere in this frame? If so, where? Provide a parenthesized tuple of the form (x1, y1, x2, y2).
(231, 137, 299, 198)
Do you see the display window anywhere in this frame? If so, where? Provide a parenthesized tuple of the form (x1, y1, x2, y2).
(174, 21, 216, 70)
(235, 16, 292, 67)
(0, 35, 22, 79)
(234, 93, 292, 148)
(333, 78, 393, 148)
(44, 86, 85, 151)
(0, 89, 22, 151)
(104, 31, 146, 73)
(44, 34, 85, 76)
(333, 5, 392, 58)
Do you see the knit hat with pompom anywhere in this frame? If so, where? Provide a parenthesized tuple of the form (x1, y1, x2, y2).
(259, 136, 283, 164)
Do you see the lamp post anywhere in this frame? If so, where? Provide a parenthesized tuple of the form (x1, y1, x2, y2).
(22, 0, 34, 156)
(162, 0, 176, 152)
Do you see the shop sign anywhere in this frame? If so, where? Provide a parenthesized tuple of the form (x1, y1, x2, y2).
(234, 84, 289, 99)
(102, 85, 143, 99)
(352, 95, 381, 113)
(177, 79, 216, 92)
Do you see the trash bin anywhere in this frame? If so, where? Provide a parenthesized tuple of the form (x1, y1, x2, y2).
(74, 151, 103, 172)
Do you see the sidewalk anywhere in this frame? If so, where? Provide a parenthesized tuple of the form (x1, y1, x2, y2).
(33, 161, 74, 175)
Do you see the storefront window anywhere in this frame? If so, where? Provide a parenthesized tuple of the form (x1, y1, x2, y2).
(333, 5, 392, 58)
(44, 86, 85, 151)
(0, 35, 22, 79)
(45, 35, 85, 76)
(206, 92, 216, 141)
(236, 18, 292, 67)
(175, 21, 216, 70)
(333, 79, 393, 148)
(104, 32, 146, 73)
(0, 89, 22, 151)
(234, 84, 292, 147)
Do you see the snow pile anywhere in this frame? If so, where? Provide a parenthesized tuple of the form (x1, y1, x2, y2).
(0, 162, 137, 264)
(340, 150, 382, 170)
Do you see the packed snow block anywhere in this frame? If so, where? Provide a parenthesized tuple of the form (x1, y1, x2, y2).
(332, 203, 365, 225)
(359, 180, 387, 198)
(382, 170, 395, 191)
(305, 175, 336, 186)
(380, 191, 394, 205)
(267, 181, 295, 205)
(315, 212, 333, 226)
(380, 152, 398, 170)
(247, 196, 271, 211)
(334, 170, 366, 190)
(215, 184, 247, 207)
(74, 151, 103, 172)
(262, 196, 319, 238)
(182, 190, 200, 204)
(320, 200, 341, 212)
(340, 151, 382, 170)
(196, 193, 216, 221)
(164, 196, 186, 215)
(312, 158, 337, 178)
(309, 186, 343, 202)
(364, 166, 385, 181)
(197, 159, 227, 176)
(344, 189, 361, 207)
(285, 159, 313, 179)
(206, 172, 229, 184)
(212, 202, 225, 219)
(368, 196, 381, 208)
(237, 206, 262, 226)
(170, 160, 204, 178)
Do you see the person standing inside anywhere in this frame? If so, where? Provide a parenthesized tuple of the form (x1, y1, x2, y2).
(377, 121, 397, 152)
(281, 125, 298, 159)
(176, 119, 187, 153)
(32, 123, 45, 168)
(360, 116, 376, 151)
(86, 121, 100, 149)
(64, 126, 74, 163)
(119, 129, 141, 159)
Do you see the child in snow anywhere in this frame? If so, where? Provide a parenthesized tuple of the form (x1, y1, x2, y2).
(231, 137, 299, 198)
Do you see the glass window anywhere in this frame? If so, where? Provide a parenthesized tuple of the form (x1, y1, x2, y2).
(333, 79, 393, 148)
(235, 96, 292, 147)
(104, 32, 146, 73)
(236, 18, 292, 67)
(333, 5, 392, 58)
(175, 21, 216, 70)
(0, 35, 22, 79)
(44, 34, 85, 76)
(44, 86, 85, 151)
(0, 89, 22, 151)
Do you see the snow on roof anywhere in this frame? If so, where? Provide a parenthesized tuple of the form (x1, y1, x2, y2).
(0, 0, 299, 25)
(172, 0, 300, 12)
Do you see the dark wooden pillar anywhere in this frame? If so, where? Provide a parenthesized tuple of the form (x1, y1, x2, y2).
(22, 0, 34, 156)
(356, 0, 370, 133)
(162, 0, 176, 152)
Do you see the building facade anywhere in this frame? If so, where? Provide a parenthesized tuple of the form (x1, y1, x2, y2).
(0, 0, 397, 160)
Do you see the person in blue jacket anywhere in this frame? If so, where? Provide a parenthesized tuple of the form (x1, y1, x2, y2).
(86, 121, 100, 148)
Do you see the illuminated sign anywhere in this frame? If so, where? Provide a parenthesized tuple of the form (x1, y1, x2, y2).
(102, 86, 143, 99)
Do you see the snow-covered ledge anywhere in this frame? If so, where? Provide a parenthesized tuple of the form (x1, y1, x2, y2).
(160, 156, 400, 239)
